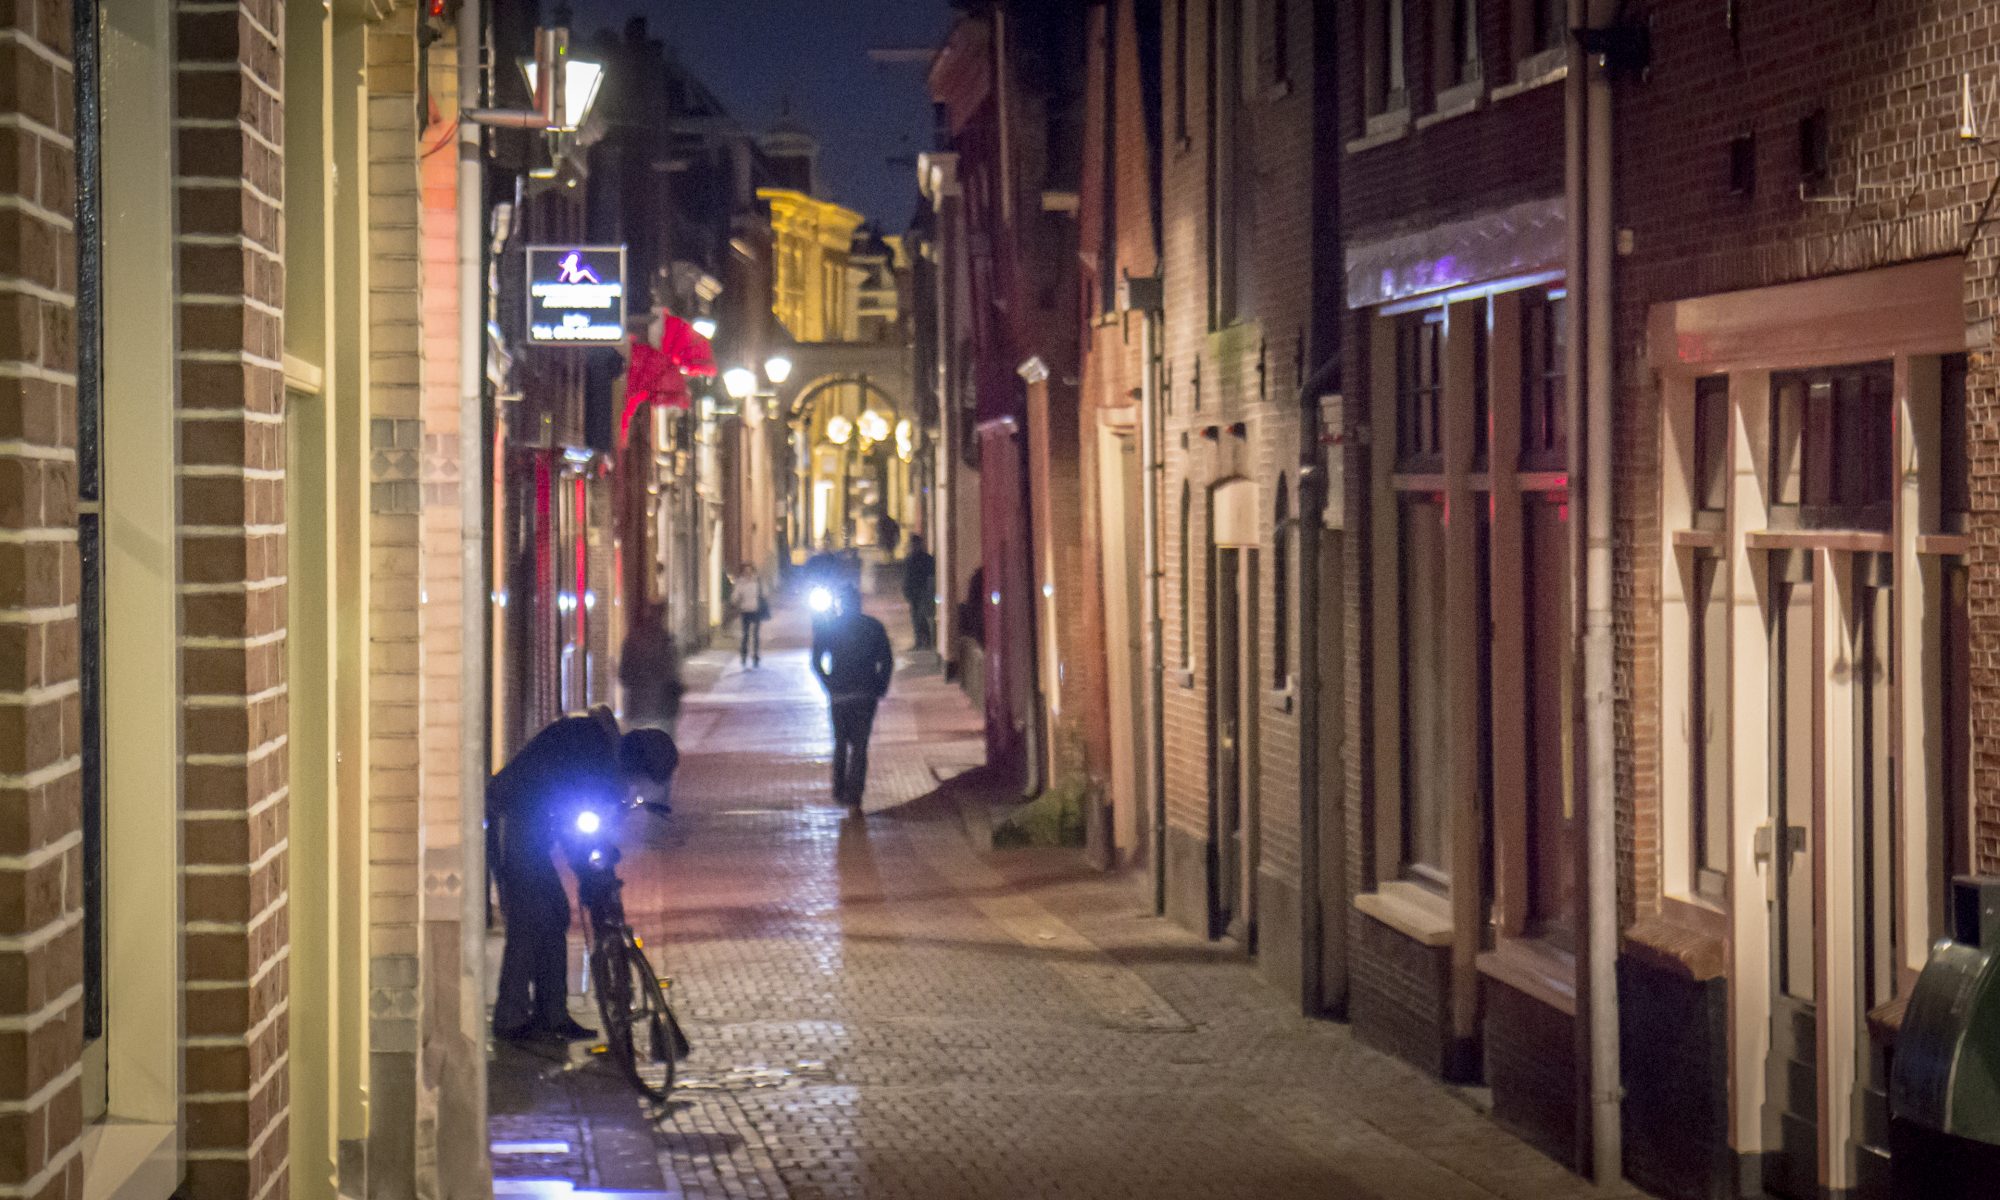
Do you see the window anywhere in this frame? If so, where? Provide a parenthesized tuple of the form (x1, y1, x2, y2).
(1941, 352, 1968, 528)
(1400, 496, 1451, 886)
(1395, 311, 1444, 469)
(1210, 0, 1253, 327)
(1439, 0, 1481, 91)
(1179, 483, 1193, 667)
(1518, 289, 1566, 471)
(1688, 552, 1729, 901)
(1798, 108, 1831, 194)
(1854, 557, 1896, 1008)
(1365, 0, 1408, 116)
(74, 0, 108, 1117)
(1097, 4, 1120, 315)
(1522, 494, 1571, 937)
(1174, 0, 1189, 143)
(1273, 479, 1291, 687)
(1267, 0, 1291, 89)
(1525, 0, 1563, 55)
(1471, 310, 1489, 469)
(1770, 362, 1892, 529)
(1693, 374, 1729, 516)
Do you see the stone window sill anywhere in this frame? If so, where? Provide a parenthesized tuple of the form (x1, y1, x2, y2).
(1477, 936, 1577, 1017)
(1264, 684, 1294, 714)
(1345, 109, 1411, 155)
(1416, 79, 1484, 129)
(1493, 51, 1568, 102)
(1623, 910, 1728, 983)
(1354, 880, 1453, 947)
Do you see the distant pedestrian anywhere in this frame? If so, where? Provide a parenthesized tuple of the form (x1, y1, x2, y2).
(488, 706, 677, 1041)
(810, 584, 894, 807)
(732, 562, 768, 668)
(876, 513, 900, 554)
(902, 534, 936, 652)
(618, 602, 684, 739)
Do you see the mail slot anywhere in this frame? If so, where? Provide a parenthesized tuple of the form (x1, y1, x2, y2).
(1888, 876, 2000, 1198)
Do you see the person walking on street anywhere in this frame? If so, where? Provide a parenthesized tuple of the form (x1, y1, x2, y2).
(618, 602, 684, 740)
(732, 562, 768, 667)
(487, 706, 677, 1041)
(810, 584, 894, 807)
(902, 534, 936, 652)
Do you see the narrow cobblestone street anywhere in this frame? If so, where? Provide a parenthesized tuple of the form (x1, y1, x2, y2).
(486, 591, 1648, 1200)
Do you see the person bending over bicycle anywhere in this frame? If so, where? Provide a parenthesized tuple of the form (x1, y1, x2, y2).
(488, 705, 677, 1042)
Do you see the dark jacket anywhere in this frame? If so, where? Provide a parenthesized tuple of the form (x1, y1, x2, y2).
(488, 715, 622, 876)
(618, 621, 684, 726)
(902, 549, 935, 604)
(811, 613, 894, 701)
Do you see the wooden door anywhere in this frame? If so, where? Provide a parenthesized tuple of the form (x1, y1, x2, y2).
(1213, 547, 1242, 939)
(1764, 553, 1820, 1200)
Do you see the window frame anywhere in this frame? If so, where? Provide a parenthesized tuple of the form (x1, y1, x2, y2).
(1364, 0, 1409, 119)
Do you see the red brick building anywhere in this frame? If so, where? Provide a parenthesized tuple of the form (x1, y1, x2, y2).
(1335, 0, 1585, 1169)
(1611, 5, 2000, 1198)
(1150, 0, 1340, 1013)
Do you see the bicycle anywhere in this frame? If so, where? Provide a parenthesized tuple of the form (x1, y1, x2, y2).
(575, 840, 689, 1102)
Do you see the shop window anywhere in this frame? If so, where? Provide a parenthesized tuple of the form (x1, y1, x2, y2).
(1471, 310, 1490, 469)
(1688, 551, 1729, 902)
(1364, 0, 1408, 116)
(1395, 310, 1445, 470)
(1522, 494, 1571, 937)
(1518, 288, 1566, 471)
(1770, 362, 1891, 530)
(1399, 495, 1451, 887)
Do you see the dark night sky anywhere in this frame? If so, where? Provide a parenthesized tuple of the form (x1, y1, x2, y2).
(570, 0, 957, 230)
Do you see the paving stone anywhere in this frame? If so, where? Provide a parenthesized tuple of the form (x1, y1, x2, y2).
(488, 593, 1652, 1199)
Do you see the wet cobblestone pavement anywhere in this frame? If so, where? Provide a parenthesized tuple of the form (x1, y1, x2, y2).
(488, 594, 1649, 1199)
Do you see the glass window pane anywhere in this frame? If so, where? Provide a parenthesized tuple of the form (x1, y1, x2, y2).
(1400, 496, 1450, 885)
(1523, 495, 1573, 937)
(1691, 554, 1730, 896)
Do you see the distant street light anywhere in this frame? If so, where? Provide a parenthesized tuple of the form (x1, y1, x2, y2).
(723, 367, 758, 401)
(857, 409, 890, 445)
(691, 317, 718, 340)
(763, 355, 794, 385)
(826, 415, 854, 446)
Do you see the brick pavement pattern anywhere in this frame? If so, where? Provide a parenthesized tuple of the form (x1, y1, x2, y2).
(488, 594, 1648, 1200)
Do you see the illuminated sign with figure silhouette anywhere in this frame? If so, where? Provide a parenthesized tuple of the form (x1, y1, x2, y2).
(526, 245, 627, 344)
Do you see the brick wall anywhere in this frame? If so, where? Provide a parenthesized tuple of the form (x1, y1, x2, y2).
(1155, 0, 1316, 929)
(1613, 0, 2000, 912)
(364, 7, 426, 1183)
(0, 0, 87, 1191)
(174, 0, 291, 1191)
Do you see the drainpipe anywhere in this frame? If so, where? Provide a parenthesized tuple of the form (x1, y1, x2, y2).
(1120, 278, 1166, 914)
(1293, 359, 1340, 1013)
(1575, 0, 1623, 1183)
(455, 0, 493, 1193)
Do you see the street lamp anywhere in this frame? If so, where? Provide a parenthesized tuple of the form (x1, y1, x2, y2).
(763, 355, 794, 385)
(856, 409, 890, 446)
(825, 414, 854, 446)
(519, 53, 606, 133)
(723, 367, 758, 401)
(691, 317, 718, 340)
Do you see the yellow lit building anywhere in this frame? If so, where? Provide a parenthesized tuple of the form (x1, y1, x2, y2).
(758, 189, 912, 555)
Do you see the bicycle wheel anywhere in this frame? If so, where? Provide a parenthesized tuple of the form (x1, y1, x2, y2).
(588, 938, 649, 1097)
(622, 937, 683, 1096)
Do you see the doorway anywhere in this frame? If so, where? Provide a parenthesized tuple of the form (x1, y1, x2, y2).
(1762, 549, 1898, 1199)
(1209, 475, 1262, 946)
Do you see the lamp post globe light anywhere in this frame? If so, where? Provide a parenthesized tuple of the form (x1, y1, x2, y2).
(825, 414, 854, 446)
(857, 409, 890, 446)
(763, 354, 793, 385)
(691, 316, 718, 340)
(519, 54, 606, 132)
(723, 367, 758, 401)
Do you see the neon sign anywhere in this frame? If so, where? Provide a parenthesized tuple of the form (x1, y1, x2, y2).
(526, 245, 626, 345)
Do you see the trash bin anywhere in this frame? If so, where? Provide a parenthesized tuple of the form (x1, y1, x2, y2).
(1888, 876, 2000, 1198)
